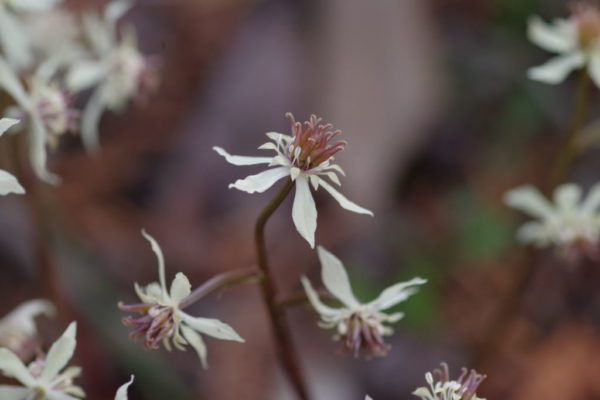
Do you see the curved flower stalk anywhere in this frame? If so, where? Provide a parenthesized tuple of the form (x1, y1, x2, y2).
(527, 4, 600, 86)
(0, 118, 25, 195)
(0, 58, 77, 184)
(119, 230, 244, 368)
(413, 363, 486, 400)
(301, 246, 426, 358)
(0, 321, 85, 400)
(504, 183, 600, 262)
(214, 113, 373, 248)
(0, 299, 55, 359)
(66, 0, 159, 152)
(0, 0, 62, 69)
(115, 376, 134, 400)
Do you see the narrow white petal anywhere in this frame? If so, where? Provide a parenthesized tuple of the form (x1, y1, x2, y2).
(141, 230, 168, 296)
(588, 49, 600, 88)
(0, 56, 29, 106)
(30, 112, 61, 185)
(66, 61, 106, 92)
(114, 375, 134, 400)
(228, 167, 289, 194)
(0, 299, 55, 335)
(0, 13, 32, 70)
(366, 277, 427, 311)
(553, 183, 581, 211)
(180, 313, 244, 342)
(0, 386, 31, 400)
(257, 142, 277, 150)
(81, 89, 106, 153)
(46, 392, 80, 400)
(169, 273, 191, 305)
(528, 16, 576, 53)
(300, 276, 341, 318)
(179, 324, 207, 368)
(0, 118, 19, 136)
(8, 0, 61, 12)
(105, 0, 133, 26)
(0, 170, 24, 195)
(317, 246, 360, 308)
(0, 349, 35, 386)
(527, 53, 584, 84)
(504, 185, 555, 219)
(40, 322, 77, 384)
(291, 175, 317, 248)
(581, 182, 600, 213)
(318, 178, 373, 216)
(515, 221, 548, 244)
(213, 146, 273, 166)
(365, 396, 373, 400)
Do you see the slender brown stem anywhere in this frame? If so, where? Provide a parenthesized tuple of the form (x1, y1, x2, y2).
(255, 178, 309, 400)
(180, 266, 261, 309)
(277, 289, 335, 309)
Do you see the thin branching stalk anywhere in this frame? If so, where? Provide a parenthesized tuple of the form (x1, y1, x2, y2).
(254, 177, 309, 400)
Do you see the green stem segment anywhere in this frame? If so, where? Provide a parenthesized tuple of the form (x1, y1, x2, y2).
(255, 178, 309, 400)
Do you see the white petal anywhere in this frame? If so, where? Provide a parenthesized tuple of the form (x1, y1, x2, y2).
(0, 349, 35, 386)
(366, 277, 427, 311)
(114, 375, 134, 400)
(180, 313, 244, 342)
(0, 118, 19, 136)
(141, 230, 168, 296)
(105, 0, 133, 26)
(228, 167, 289, 194)
(412, 387, 434, 400)
(81, 88, 106, 152)
(515, 221, 548, 244)
(0, 13, 32, 69)
(8, 0, 61, 12)
(66, 60, 107, 92)
(365, 396, 373, 400)
(179, 324, 207, 368)
(528, 16, 576, 53)
(317, 246, 360, 308)
(588, 49, 600, 88)
(553, 183, 581, 211)
(0, 386, 30, 400)
(582, 182, 600, 213)
(292, 175, 317, 248)
(318, 178, 374, 216)
(169, 273, 191, 305)
(46, 392, 80, 400)
(30, 112, 61, 185)
(0, 56, 29, 106)
(213, 146, 273, 166)
(504, 185, 555, 219)
(527, 53, 584, 84)
(40, 322, 77, 384)
(0, 170, 24, 195)
(0, 299, 55, 335)
(299, 276, 340, 318)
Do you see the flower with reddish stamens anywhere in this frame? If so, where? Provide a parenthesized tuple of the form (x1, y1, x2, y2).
(527, 2, 600, 86)
(118, 230, 244, 368)
(214, 113, 373, 248)
(413, 363, 486, 400)
(301, 246, 426, 359)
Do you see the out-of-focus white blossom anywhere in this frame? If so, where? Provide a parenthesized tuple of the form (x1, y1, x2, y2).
(0, 117, 24, 195)
(0, 299, 54, 360)
(413, 363, 486, 400)
(527, 4, 600, 86)
(119, 230, 244, 368)
(504, 182, 600, 262)
(0, 321, 85, 400)
(0, 58, 77, 184)
(66, 0, 158, 152)
(214, 113, 373, 248)
(115, 376, 134, 400)
(0, 0, 62, 69)
(301, 246, 426, 357)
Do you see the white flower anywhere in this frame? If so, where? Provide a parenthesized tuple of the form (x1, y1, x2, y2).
(527, 4, 600, 86)
(504, 183, 600, 261)
(114, 376, 134, 400)
(119, 230, 245, 368)
(0, 117, 24, 195)
(0, 0, 63, 69)
(0, 321, 85, 400)
(214, 113, 373, 248)
(0, 299, 55, 359)
(301, 246, 426, 357)
(413, 363, 486, 400)
(66, 0, 158, 152)
(0, 58, 77, 184)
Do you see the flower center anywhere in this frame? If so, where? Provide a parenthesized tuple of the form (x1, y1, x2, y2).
(33, 82, 78, 145)
(572, 3, 600, 47)
(341, 312, 390, 358)
(285, 113, 346, 171)
(119, 302, 176, 349)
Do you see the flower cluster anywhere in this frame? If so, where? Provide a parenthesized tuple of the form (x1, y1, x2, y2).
(504, 183, 600, 262)
(214, 113, 373, 248)
(301, 246, 426, 358)
(119, 230, 244, 368)
(413, 363, 486, 400)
